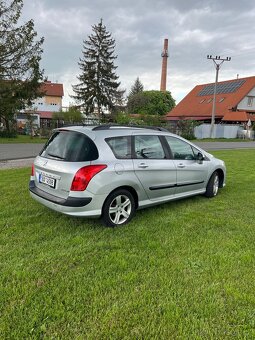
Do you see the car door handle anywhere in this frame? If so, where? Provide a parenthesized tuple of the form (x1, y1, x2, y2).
(177, 163, 185, 168)
(138, 163, 149, 168)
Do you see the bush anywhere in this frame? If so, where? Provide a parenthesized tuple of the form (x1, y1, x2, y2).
(177, 120, 198, 140)
(0, 130, 17, 138)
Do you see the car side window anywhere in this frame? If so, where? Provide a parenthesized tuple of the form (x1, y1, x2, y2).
(106, 136, 131, 159)
(134, 135, 166, 159)
(165, 136, 195, 160)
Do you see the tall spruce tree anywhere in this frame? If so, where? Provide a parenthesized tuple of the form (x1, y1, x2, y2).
(128, 77, 144, 98)
(0, 0, 44, 133)
(72, 19, 120, 121)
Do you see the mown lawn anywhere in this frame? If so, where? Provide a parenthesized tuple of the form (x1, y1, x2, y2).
(1, 150, 255, 338)
(0, 135, 47, 144)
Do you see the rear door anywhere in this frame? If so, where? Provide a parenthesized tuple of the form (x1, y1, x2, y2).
(34, 130, 98, 199)
(132, 134, 177, 200)
(165, 136, 209, 195)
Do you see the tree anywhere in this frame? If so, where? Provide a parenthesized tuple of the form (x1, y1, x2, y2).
(53, 107, 83, 125)
(128, 77, 144, 98)
(127, 90, 175, 116)
(72, 19, 120, 122)
(0, 0, 44, 134)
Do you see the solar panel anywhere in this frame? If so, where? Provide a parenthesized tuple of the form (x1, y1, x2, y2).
(198, 79, 246, 96)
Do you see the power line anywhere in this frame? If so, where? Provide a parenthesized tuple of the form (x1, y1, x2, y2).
(210, 47, 255, 59)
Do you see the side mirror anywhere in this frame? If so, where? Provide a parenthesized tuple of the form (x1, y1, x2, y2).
(196, 152, 204, 162)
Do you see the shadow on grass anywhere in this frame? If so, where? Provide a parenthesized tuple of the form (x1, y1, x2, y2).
(44, 193, 209, 233)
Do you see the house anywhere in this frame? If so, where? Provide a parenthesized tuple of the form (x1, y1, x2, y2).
(166, 76, 255, 125)
(29, 80, 64, 127)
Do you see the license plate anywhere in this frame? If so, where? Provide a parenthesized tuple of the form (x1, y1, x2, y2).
(39, 174, 56, 188)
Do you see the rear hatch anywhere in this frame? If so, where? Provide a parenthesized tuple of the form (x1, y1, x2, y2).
(33, 130, 99, 199)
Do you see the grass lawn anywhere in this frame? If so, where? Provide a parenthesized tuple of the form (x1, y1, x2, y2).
(0, 135, 47, 144)
(1, 150, 255, 338)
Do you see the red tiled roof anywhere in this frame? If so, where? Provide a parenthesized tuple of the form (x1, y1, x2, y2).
(38, 111, 53, 119)
(41, 81, 64, 97)
(166, 76, 255, 121)
(222, 111, 255, 122)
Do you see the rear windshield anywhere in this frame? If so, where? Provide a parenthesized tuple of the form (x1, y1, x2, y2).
(40, 130, 98, 162)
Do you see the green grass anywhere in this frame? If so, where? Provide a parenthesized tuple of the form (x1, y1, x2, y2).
(0, 135, 47, 144)
(1, 150, 255, 338)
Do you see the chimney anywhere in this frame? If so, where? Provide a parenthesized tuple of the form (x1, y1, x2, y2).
(160, 39, 169, 91)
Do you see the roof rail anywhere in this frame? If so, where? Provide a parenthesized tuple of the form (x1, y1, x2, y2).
(92, 124, 169, 132)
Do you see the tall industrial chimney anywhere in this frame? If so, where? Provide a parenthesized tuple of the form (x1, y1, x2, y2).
(160, 39, 169, 91)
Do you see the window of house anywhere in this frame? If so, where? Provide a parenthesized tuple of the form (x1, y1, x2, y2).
(199, 99, 206, 104)
(207, 98, 213, 103)
(247, 97, 253, 107)
(219, 97, 225, 103)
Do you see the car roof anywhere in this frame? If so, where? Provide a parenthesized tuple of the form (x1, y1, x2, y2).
(55, 124, 172, 139)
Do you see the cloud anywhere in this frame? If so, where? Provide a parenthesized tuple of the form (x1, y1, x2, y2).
(21, 0, 255, 105)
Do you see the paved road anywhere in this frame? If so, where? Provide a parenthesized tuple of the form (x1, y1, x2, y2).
(1, 141, 255, 170)
(194, 141, 255, 150)
(1, 141, 255, 161)
(0, 157, 35, 170)
(0, 143, 44, 161)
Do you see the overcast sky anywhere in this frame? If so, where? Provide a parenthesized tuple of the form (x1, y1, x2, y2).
(21, 0, 255, 106)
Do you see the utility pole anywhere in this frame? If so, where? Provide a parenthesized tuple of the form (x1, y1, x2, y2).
(207, 55, 231, 138)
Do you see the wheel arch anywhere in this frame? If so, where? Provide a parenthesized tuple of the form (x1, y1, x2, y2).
(215, 168, 225, 188)
(103, 185, 139, 210)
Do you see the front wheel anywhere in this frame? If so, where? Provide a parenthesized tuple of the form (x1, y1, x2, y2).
(205, 171, 219, 198)
(101, 189, 136, 227)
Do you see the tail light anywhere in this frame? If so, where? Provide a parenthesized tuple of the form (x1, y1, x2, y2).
(71, 165, 107, 191)
(31, 164, 35, 176)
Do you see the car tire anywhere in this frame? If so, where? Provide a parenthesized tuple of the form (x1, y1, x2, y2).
(102, 189, 136, 227)
(205, 171, 219, 198)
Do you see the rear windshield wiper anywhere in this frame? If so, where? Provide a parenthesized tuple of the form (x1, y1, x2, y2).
(47, 153, 65, 160)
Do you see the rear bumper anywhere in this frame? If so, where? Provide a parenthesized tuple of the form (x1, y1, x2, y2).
(29, 180, 92, 207)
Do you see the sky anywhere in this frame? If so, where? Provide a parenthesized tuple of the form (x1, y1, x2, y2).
(21, 0, 255, 107)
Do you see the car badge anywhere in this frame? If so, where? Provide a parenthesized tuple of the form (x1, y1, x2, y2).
(43, 160, 48, 167)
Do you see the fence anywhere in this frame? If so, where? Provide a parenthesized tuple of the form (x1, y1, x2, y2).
(194, 124, 254, 139)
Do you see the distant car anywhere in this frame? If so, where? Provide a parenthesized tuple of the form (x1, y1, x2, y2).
(29, 125, 226, 226)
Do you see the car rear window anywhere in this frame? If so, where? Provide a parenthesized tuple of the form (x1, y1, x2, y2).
(40, 130, 98, 162)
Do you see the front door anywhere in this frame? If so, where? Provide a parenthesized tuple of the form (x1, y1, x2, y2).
(165, 136, 209, 195)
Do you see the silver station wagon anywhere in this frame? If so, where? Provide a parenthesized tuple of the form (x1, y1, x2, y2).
(29, 125, 226, 226)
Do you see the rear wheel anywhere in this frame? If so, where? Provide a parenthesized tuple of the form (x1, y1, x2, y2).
(102, 189, 136, 227)
(205, 171, 219, 198)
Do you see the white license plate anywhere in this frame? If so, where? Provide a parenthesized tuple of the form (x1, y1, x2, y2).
(39, 174, 56, 188)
